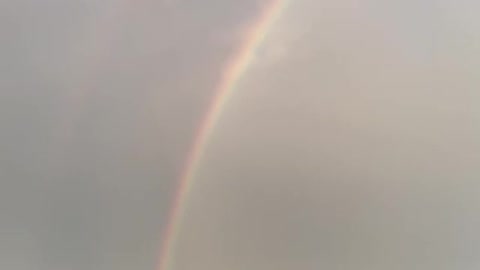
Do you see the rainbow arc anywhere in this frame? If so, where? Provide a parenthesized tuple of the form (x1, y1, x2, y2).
(156, 1, 289, 270)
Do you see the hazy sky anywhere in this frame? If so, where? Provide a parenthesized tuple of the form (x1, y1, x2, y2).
(2, 1, 480, 270)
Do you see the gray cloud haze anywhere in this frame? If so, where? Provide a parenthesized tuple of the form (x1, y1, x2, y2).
(2, 1, 480, 270)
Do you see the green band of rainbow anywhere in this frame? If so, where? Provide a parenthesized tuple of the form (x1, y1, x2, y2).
(156, 1, 288, 269)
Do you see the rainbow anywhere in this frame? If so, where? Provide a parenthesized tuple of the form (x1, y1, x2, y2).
(156, 1, 289, 270)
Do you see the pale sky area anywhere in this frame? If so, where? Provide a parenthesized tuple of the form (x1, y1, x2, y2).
(1, 1, 480, 270)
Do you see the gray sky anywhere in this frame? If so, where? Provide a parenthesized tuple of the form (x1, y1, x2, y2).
(2, 1, 480, 270)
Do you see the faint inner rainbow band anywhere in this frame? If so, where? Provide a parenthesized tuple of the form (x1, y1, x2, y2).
(157, 1, 288, 270)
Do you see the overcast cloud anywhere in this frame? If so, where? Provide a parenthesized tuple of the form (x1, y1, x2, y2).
(2, 1, 480, 270)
